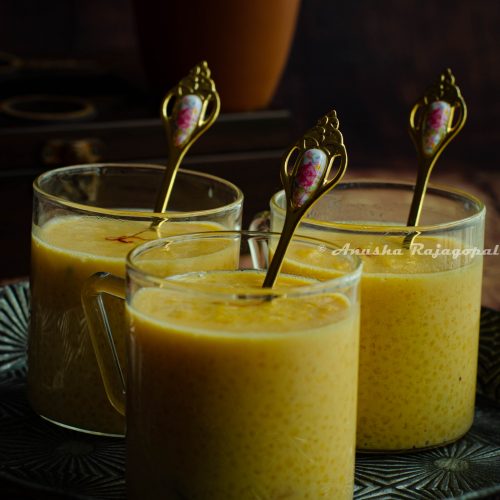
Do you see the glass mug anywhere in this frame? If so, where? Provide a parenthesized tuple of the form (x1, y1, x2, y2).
(82, 230, 362, 499)
(28, 163, 243, 436)
(259, 180, 485, 452)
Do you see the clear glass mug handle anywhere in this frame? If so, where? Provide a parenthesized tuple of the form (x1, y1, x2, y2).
(248, 210, 271, 269)
(81, 272, 126, 416)
(248, 210, 271, 233)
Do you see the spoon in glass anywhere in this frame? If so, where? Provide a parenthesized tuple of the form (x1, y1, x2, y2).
(403, 68, 467, 247)
(153, 61, 220, 221)
(262, 109, 348, 288)
(105, 62, 220, 244)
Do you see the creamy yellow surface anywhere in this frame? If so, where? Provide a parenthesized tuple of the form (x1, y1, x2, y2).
(126, 270, 359, 500)
(28, 215, 225, 435)
(357, 248, 482, 450)
(275, 219, 483, 451)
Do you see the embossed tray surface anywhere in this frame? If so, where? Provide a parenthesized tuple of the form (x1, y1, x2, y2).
(1, 281, 499, 500)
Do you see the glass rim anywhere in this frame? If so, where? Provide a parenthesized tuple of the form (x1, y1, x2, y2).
(271, 180, 485, 234)
(33, 163, 244, 219)
(126, 230, 363, 299)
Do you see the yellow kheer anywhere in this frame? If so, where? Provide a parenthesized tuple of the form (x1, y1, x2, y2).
(269, 182, 485, 451)
(126, 269, 359, 500)
(28, 216, 227, 435)
(287, 231, 482, 450)
(352, 237, 482, 450)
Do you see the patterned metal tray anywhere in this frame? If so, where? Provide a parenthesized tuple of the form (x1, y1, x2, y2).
(1, 281, 499, 499)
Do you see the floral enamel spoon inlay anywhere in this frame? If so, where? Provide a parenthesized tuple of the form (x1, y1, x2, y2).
(263, 109, 348, 288)
(154, 61, 220, 217)
(404, 68, 467, 247)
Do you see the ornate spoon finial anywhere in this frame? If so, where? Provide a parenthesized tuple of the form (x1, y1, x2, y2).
(404, 68, 467, 245)
(154, 61, 220, 215)
(262, 110, 348, 288)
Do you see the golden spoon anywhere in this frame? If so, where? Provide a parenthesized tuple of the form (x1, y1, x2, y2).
(262, 110, 348, 288)
(154, 61, 220, 217)
(404, 68, 467, 247)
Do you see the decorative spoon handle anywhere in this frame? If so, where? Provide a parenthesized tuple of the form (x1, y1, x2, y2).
(262, 110, 348, 288)
(406, 69, 467, 231)
(154, 61, 220, 215)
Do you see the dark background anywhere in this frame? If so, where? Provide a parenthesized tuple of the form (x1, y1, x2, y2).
(2, 0, 498, 161)
(0, 0, 498, 279)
